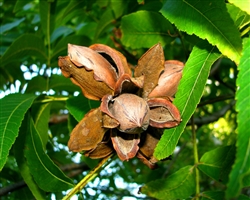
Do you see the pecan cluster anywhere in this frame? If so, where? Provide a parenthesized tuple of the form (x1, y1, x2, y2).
(58, 43, 183, 169)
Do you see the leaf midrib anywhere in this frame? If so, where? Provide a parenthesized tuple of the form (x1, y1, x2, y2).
(29, 120, 72, 186)
(184, 0, 240, 57)
(0, 96, 34, 159)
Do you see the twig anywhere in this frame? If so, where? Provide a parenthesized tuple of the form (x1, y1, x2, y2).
(191, 116, 200, 199)
(32, 96, 68, 105)
(188, 100, 235, 126)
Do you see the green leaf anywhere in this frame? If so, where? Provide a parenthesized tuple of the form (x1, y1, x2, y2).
(50, 26, 74, 44)
(77, 22, 98, 41)
(94, 8, 115, 41)
(226, 37, 250, 199)
(0, 34, 47, 66)
(226, 4, 250, 29)
(66, 94, 100, 122)
(0, 61, 24, 87)
(228, 0, 250, 15)
(110, 0, 126, 19)
(13, 187, 36, 200)
(0, 93, 37, 171)
(198, 146, 236, 184)
(201, 192, 250, 200)
(14, 113, 46, 199)
(139, 0, 163, 11)
(13, 0, 31, 13)
(154, 41, 221, 160)
(238, 194, 250, 200)
(25, 118, 73, 192)
(39, 0, 56, 39)
(25, 76, 48, 93)
(0, 17, 25, 34)
(55, 1, 87, 26)
(160, 0, 242, 63)
(140, 165, 195, 199)
(200, 191, 225, 200)
(26, 75, 80, 94)
(51, 35, 91, 61)
(31, 101, 51, 148)
(121, 11, 174, 49)
(243, 174, 250, 187)
(67, 113, 78, 134)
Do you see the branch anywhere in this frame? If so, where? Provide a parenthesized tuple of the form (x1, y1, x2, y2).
(0, 181, 26, 196)
(0, 162, 89, 197)
(49, 114, 68, 124)
(209, 58, 236, 92)
(198, 94, 234, 107)
(209, 58, 222, 77)
(189, 100, 235, 126)
(86, 185, 146, 199)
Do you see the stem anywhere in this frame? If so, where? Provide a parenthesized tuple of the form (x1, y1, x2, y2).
(46, 1, 51, 93)
(191, 116, 200, 199)
(63, 154, 114, 200)
(33, 96, 68, 104)
(177, 30, 189, 60)
(88, 99, 92, 109)
(241, 26, 250, 37)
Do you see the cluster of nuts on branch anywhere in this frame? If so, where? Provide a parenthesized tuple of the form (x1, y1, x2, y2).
(58, 43, 183, 169)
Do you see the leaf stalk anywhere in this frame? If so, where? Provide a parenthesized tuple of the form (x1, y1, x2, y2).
(62, 154, 114, 200)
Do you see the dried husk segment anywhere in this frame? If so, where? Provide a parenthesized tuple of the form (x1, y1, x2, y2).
(111, 129, 140, 161)
(68, 44, 117, 89)
(149, 60, 184, 98)
(89, 44, 132, 77)
(134, 43, 165, 98)
(147, 98, 181, 128)
(58, 56, 113, 100)
(68, 108, 108, 152)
